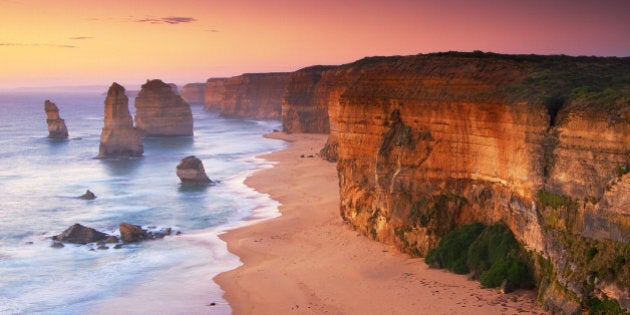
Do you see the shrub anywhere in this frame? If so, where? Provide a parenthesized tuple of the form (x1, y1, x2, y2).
(425, 223, 485, 274)
(426, 223, 533, 288)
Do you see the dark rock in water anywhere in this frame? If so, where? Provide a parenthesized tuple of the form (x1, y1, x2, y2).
(176, 155, 213, 186)
(53, 223, 109, 245)
(500, 279, 516, 294)
(97, 245, 109, 250)
(114, 244, 124, 249)
(119, 222, 148, 243)
(50, 241, 65, 248)
(79, 190, 96, 200)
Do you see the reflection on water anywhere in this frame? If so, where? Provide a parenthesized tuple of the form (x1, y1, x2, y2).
(142, 136, 194, 151)
(98, 157, 143, 177)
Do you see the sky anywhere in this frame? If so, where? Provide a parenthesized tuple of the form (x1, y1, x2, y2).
(0, 0, 628, 90)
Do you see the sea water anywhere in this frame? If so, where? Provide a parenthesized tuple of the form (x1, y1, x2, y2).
(0, 90, 286, 314)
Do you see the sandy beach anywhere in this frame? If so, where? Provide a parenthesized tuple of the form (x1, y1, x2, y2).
(215, 132, 546, 315)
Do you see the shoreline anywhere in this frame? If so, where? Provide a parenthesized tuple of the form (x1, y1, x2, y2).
(215, 132, 546, 314)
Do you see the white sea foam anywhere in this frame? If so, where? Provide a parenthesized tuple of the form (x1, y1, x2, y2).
(0, 91, 286, 314)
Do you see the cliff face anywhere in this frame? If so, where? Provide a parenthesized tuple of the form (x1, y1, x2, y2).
(220, 73, 290, 119)
(134, 79, 193, 136)
(98, 83, 143, 158)
(322, 53, 629, 312)
(181, 83, 205, 104)
(204, 78, 227, 111)
(44, 100, 68, 139)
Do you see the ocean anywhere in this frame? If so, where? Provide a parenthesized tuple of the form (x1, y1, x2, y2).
(0, 90, 286, 314)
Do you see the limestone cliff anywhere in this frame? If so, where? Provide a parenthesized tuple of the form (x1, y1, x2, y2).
(134, 79, 193, 136)
(282, 66, 336, 133)
(181, 83, 205, 104)
(220, 73, 290, 119)
(44, 100, 68, 139)
(98, 83, 143, 158)
(316, 53, 629, 312)
(204, 78, 228, 111)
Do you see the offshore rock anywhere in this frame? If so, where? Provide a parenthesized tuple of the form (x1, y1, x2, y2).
(78, 190, 96, 200)
(204, 78, 228, 111)
(44, 100, 68, 138)
(176, 155, 212, 185)
(181, 83, 205, 104)
(53, 223, 109, 245)
(221, 73, 290, 119)
(119, 222, 173, 243)
(98, 83, 144, 158)
(134, 79, 193, 136)
(316, 52, 629, 311)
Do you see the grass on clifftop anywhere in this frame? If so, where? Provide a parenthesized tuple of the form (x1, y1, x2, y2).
(432, 51, 630, 116)
(425, 222, 534, 289)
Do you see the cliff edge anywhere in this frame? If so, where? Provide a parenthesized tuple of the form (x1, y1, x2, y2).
(284, 52, 629, 313)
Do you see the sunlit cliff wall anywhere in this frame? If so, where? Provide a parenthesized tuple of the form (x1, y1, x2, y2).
(220, 73, 290, 119)
(284, 53, 629, 312)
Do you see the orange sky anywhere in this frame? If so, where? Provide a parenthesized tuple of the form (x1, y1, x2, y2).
(1, 0, 628, 89)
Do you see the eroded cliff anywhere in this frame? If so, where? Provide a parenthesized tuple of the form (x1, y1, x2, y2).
(204, 78, 227, 111)
(44, 100, 69, 139)
(315, 53, 629, 313)
(181, 83, 205, 104)
(98, 83, 143, 158)
(220, 73, 290, 119)
(134, 79, 193, 136)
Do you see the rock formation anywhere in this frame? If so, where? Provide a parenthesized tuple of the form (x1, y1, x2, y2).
(134, 79, 193, 136)
(78, 190, 96, 200)
(220, 73, 290, 119)
(119, 222, 173, 243)
(98, 83, 144, 158)
(283, 52, 629, 312)
(53, 223, 109, 244)
(44, 100, 68, 138)
(176, 155, 212, 185)
(204, 78, 228, 111)
(181, 83, 205, 104)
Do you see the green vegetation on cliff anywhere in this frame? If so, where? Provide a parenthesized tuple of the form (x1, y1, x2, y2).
(425, 223, 533, 289)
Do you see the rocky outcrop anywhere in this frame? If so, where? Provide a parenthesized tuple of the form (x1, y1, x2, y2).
(220, 73, 290, 119)
(176, 155, 213, 185)
(53, 223, 109, 244)
(119, 222, 173, 243)
(44, 100, 68, 138)
(78, 190, 96, 200)
(134, 79, 193, 136)
(181, 83, 205, 104)
(98, 83, 144, 158)
(316, 52, 629, 312)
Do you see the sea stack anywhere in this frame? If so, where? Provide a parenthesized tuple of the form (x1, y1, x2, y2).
(44, 100, 68, 139)
(98, 83, 144, 158)
(176, 156, 212, 186)
(134, 79, 193, 136)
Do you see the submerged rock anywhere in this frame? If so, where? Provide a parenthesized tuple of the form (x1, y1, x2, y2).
(78, 190, 96, 200)
(176, 156, 213, 186)
(53, 223, 109, 245)
(44, 100, 69, 139)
